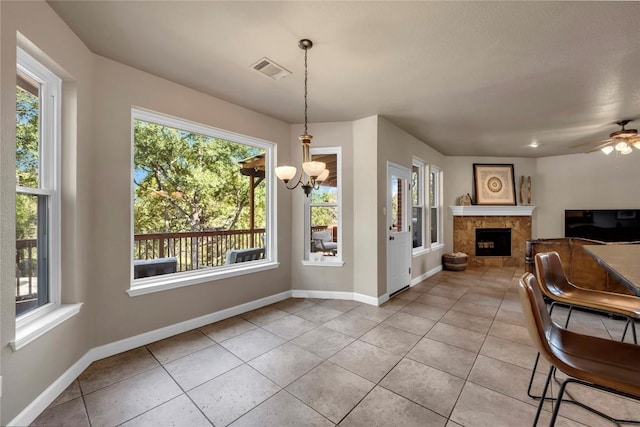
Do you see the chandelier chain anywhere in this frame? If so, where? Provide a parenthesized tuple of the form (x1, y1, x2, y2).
(304, 47, 308, 136)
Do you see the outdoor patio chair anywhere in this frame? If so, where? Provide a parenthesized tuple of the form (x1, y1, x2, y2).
(312, 230, 337, 255)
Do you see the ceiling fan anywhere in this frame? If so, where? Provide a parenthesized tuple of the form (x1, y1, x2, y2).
(574, 120, 640, 155)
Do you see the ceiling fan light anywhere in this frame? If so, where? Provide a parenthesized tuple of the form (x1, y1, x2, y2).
(620, 145, 633, 155)
(633, 141, 640, 150)
(615, 141, 628, 151)
(600, 146, 614, 155)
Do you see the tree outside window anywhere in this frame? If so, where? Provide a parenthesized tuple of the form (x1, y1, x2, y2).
(132, 110, 273, 279)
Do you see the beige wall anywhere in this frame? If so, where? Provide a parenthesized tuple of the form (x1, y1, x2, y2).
(1, 1, 95, 423)
(352, 116, 380, 297)
(290, 122, 355, 292)
(535, 153, 640, 237)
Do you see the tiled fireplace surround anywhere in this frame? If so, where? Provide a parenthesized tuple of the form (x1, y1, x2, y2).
(450, 206, 535, 268)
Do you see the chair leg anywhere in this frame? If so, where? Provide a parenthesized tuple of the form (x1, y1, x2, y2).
(549, 377, 568, 427)
(551, 378, 640, 426)
(527, 353, 542, 399)
(620, 317, 637, 344)
(533, 366, 554, 427)
(563, 306, 573, 328)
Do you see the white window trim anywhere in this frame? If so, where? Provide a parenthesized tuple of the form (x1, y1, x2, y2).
(304, 146, 342, 265)
(412, 158, 426, 254)
(429, 164, 443, 246)
(14, 47, 70, 348)
(129, 108, 278, 295)
(11, 303, 83, 351)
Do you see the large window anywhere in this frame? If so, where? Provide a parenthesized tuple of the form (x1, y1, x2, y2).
(429, 165, 443, 246)
(131, 109, 275, 292)
(412, 159, 425, 252)
(15, 49, 61, 319)
(306, 148, 341, 264)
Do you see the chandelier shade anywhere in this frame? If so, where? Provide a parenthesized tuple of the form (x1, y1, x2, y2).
(275, 166, 297, 182)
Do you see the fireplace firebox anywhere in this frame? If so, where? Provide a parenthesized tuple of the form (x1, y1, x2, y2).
(475, 228, 511, 257)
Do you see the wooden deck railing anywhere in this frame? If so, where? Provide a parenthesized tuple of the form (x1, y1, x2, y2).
(16, 238, 37, 300)
(134, 229, 267, 272)
(16, 227, 333, 299)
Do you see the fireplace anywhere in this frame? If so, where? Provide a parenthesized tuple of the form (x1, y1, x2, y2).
(475, 228, 511, 257)
(450, 206, 534, 267)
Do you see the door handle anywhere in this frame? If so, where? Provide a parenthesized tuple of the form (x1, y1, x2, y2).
(389, 236, 395, 240)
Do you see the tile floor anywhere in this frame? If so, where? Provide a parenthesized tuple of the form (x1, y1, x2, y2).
(32, 267, 640, 426)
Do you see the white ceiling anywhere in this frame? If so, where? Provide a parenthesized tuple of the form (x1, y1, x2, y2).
(48, 1, 640, 157)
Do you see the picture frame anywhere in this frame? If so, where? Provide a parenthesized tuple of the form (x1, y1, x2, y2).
(473, 163, 517, 205)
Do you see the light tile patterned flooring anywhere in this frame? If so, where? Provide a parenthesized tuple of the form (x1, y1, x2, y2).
(32, 267, 640, 426)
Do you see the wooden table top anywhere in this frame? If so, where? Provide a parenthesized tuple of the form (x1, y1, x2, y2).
(583, 245, 640, 296)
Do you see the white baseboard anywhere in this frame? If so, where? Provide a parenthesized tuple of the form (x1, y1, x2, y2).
(8, 290, 291, 427)
(290, 289, 383, 306)
(411, 265, 442, 286)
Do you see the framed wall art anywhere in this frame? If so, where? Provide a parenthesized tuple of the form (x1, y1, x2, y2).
(473, 163, 516, 205)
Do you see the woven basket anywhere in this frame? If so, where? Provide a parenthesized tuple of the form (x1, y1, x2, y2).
(443, 253, 468, 271)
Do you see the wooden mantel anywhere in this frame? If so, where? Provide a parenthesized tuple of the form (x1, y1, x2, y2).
(449, 206, 536, 216)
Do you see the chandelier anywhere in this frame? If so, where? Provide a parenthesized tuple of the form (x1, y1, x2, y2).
(275, 39, 329, 196)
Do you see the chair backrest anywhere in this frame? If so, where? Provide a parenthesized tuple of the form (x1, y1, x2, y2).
(312, 230, 332, 242)
(518, 273, 559, 365)
(534, 251, 573, 299)
(226, 247, 264, 264)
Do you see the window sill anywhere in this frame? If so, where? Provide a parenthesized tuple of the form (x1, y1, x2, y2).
(431, 243, 445, 251)
(412, 243, 446, 257)
(128, 261, 280, 297)
(412, 248, 430, 257)
(301, 260, 345, 267)
(11, 303, 83, 351)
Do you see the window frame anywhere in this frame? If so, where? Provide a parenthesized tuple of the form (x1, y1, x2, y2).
(303, 146, 343, 267)
(429, 164, 444, 249)
(129, 108, 279, 296)
(411, 158, 427, 254)
(15, 47, 62, 326)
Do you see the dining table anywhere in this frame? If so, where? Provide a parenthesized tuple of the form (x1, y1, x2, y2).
(583, 244, 640, 296)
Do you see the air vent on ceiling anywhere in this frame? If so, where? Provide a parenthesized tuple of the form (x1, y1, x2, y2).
(251, 57, 291, 80)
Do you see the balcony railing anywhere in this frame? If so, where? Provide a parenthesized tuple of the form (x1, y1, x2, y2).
(134, 228, 267, 272)
(16, 238, 37, 300)
(16, 227, 334, 302)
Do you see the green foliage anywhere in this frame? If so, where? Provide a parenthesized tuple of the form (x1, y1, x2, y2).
(16, 87, 39, 188)
(133, 120, 265, 233)
(16, 86, 40, 239)
(310, 186, 338, 227)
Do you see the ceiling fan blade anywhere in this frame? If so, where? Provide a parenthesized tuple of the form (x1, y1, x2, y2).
(571, 138, 609, 149)
(586, 139, 615, 153)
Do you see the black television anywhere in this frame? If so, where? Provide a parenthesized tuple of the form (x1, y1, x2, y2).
(564, 209, 640, 242)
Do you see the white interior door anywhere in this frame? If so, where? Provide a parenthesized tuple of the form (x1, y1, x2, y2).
(387, 163, 411, 297)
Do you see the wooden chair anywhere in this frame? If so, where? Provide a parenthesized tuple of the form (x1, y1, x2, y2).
(519, 273, 640, 426)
